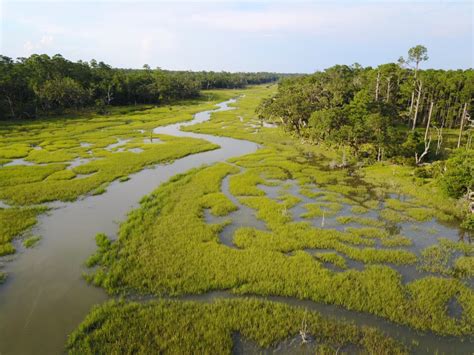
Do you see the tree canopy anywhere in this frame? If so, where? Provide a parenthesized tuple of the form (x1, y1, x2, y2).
(257, 47, 473, 163)
(0, 54, 281, 120)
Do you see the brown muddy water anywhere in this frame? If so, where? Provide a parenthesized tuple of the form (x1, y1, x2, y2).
(0, 99, 472, 354)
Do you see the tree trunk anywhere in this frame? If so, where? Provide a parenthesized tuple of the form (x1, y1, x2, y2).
(412, 81, 422, 130)
(375, 71, 380, 101)
(6, 95, 15, 118)
(415, 136, 431, 165)
(385, 77, 391, 102)
(457, 103, 468, 148)
(424, 101, 434, 142)
(409, 90, 415, 120)
(435, 124, 443, 156)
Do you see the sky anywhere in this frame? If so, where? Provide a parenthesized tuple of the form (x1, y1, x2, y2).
(0, 0, 472, 73)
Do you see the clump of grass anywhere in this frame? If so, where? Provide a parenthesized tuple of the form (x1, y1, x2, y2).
(351, 205, 369, 214)
(0, 271, 6, 284)
(23, 235, 41, 248)
(0, 143, 31, 159)
(46, 169, 76, 181)
(0, 206, 46, 256)
(453, 256, 474, 278)
(301, 202, 342, 218)
(379, 209, 410, 223)
(405, 208, 434, 222)
(91, 186, 107, 196)
(381, 235, 413, 247)
(67, 298, 407, 354)
(418, 238, 473, 278)
(200, 191, 238, 217)
(118, 176, 130, 182)
(314, 252, 348, 269)
(336, 216, 385, 227)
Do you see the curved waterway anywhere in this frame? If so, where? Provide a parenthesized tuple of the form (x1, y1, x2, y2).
(0, 98, 471, 354)
(0, 99, 258, 354)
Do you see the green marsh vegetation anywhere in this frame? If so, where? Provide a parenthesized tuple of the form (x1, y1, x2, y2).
(22, 235, 41, 248)
(0, 87, 249, 278)
(2, 50, 472, 352)
(0, 207, 46, 256)
(67, 298, 407, 354)
(77, 84, 473, 351)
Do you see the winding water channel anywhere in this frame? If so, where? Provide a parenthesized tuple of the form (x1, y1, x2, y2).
(0, 99, 472, 354)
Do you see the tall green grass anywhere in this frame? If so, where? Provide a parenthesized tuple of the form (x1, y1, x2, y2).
(67, 298, 407, 354)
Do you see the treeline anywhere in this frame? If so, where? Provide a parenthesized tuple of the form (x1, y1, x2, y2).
(0, 54, 280, 119)
(257, 46, 473, 163)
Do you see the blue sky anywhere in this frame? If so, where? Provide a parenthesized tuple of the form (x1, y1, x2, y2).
(0, 1, 472, 72)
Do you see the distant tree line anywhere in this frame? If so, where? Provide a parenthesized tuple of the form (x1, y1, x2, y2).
(257, 46, 473, 164)
(0, 54, 280, 119)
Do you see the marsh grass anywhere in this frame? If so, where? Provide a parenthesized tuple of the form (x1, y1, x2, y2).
(67, 298, 407, 354)
(23, 235, 41, 248)
(0, 91, 243, 259)
(418, 238, 474, 278)
(0, 207, 46, 256)
(55, 85, 473, 346)
(84, 161, 472, 336)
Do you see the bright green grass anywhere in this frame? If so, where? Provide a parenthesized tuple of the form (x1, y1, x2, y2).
(314, 252, 348, 269)
(0, 89, 241, 205)
(67, 84, 474, 354)
(0, 207, 46, 256)
(67, 298, 407, 354)
(0, 90, 245, 261)
(84, 162, 473, 336)
(418, 238, 474, 277)
(23, 235, 41, 248)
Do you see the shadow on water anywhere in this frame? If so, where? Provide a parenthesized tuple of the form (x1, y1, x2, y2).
(0, 99, 258, 354)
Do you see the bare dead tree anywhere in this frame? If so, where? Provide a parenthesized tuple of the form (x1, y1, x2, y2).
(433, 125, 443, 156)
(412, 80, 423, 130)
(300, 310, 310, 344)
(424, 101, 434, 142)
(465, 111, 473, 149)
(105, 84, 114, 105)
(385, 76, 392, 102)
(375, 71, 381, 101)
(409, 90, 415, 120)
(457, 103, 468, 148)
(415, 135, 432, 165)
(5, 95, 15, 118)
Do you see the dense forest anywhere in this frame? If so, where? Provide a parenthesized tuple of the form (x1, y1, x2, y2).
(257, 46, 473, 165)
(0, 54, 280, 119)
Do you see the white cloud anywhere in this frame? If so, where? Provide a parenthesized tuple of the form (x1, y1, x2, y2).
(22, 35, 54, 55)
